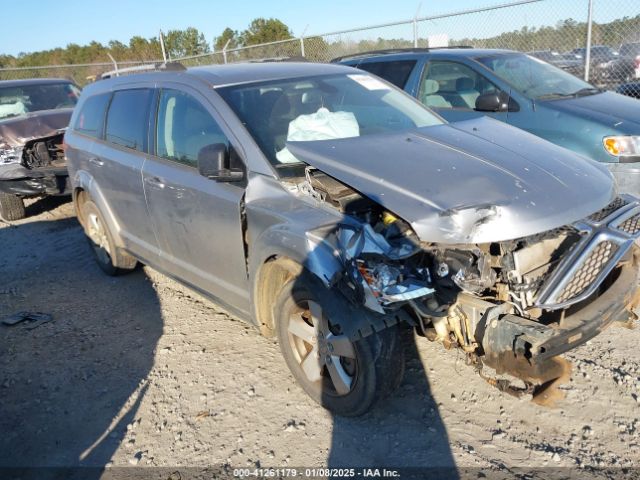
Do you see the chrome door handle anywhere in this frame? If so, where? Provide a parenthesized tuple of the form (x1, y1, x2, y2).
(89, 157, 104, 166)
(145, 176, 166, 189)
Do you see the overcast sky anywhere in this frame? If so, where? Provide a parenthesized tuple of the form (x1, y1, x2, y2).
(1, 0, 629, 57)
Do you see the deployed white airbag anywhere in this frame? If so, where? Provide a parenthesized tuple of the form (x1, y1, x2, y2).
(276, 107, 359, 164)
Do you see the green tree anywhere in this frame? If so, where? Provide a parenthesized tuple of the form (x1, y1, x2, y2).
(240, 18, 293, 46)
(214, 27, 239, 51)
(164, 27, 210, 58)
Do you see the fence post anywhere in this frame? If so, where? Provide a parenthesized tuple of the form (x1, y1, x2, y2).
(106, 53, 118, 76)
(413, 3, 422, 47)
(159, 30, 168, 62)
(584, 0, 594, 81)
(222, 39, 231, 64)
(299, 25, 309, 58)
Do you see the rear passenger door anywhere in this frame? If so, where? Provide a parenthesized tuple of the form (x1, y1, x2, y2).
(418, 60, 508, 122)
(89, 87, 160, 264)
(142, 86, 250, 314)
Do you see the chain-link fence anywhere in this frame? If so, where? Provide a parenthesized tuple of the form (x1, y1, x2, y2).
(0, 61, 161, 85)
(1, 0, 638, 93)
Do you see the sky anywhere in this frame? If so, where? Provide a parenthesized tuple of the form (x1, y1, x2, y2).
(0, 0, 632, 57)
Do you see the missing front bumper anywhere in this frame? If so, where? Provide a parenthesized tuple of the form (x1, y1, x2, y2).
(478, 247, 639, 401)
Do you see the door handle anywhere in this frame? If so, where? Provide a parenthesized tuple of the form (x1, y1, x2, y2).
(89, 157, 104, 167)
(145, 176, 166, 189)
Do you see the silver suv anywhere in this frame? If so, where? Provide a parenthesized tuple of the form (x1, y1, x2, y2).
(65, 62, 640, 416)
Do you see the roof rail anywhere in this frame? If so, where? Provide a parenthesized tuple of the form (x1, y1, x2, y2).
(100, 61, 185, 79)
(331, 46, 474, 63)
(246, 56, 308, 63)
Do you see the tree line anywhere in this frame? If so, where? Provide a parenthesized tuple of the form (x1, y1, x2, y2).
(0, 18, 294, 68)
(1, 13, 638, 71)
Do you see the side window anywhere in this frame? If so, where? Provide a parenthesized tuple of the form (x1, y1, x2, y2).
(105, 89, 152, 151)
(419, 61, 500, 110)
(357, 60, 416, 89)
(155, 89, 229, 168)
(74, 93, 110, 138)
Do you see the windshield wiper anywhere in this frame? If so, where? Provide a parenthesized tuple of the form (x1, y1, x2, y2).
(537, 87, 603, 100)
(571, 87, 602, 97)
(536, 92, 575, 100)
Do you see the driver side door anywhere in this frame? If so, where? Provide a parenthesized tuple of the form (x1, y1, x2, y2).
(418, 60, 511, 123)
(142, 86, 250, 315)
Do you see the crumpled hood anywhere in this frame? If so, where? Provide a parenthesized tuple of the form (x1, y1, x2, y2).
(287, 116, 616, 244)
(542, 91, 640, 132)
(0, 108, 72, 146)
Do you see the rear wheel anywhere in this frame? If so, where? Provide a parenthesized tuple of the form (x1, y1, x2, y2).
(275, 272, 405, 417)
(0, 193, 25, 221)
(80, 200, 137, 276)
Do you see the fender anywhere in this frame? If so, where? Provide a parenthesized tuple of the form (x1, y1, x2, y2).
(72, 169, 126, 250)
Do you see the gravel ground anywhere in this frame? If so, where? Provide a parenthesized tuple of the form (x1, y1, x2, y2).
(1, 198, 639, 478)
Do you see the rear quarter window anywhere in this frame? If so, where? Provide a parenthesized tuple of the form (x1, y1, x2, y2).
(105, 89, 153, 152)
(356, 60, 417, 89)
(73, 93, 111, 138)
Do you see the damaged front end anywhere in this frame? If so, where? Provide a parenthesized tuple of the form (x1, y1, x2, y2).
(0, 131, 69, 196)
(293, 168, 640, 404)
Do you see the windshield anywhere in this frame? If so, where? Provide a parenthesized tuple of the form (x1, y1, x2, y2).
(476, 53, 596, 100)
(0, 82, 80, 120)
(217, 73, 443, 166)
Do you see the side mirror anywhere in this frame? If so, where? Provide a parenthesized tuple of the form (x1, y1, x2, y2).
(197, 143, 244, 182)
(475, 91, 518, 113)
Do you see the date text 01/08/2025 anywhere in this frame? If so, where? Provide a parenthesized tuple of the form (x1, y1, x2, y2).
(233, 468, 401, 478)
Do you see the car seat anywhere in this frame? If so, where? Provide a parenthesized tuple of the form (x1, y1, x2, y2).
(420, 79, 452, 109)
(455, 77, 480, 109)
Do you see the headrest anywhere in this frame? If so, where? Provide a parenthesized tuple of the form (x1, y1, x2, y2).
(422, 79, 440, 95)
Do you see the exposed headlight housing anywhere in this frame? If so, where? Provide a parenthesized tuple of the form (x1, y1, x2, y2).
(0, 143, 22, 165)
(603, 136, 640, 160)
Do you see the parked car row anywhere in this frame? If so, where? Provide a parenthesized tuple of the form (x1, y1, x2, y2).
(3, 49, 640, 416)
(528, 43, 640, 88)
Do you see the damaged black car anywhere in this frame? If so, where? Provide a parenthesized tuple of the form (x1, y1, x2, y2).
(0, 78, 80, 220)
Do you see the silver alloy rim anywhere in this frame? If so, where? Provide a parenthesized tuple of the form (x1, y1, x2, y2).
(86, 212, 112, 263)
(287, 300, 356, 396)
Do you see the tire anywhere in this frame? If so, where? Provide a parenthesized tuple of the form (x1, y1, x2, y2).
(275, 271, 405, 417)
(0, 193, 25, 221)
(80, 200, 137, 276)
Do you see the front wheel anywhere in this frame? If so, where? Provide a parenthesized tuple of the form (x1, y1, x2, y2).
(0, 193, 25, 221)
(80, 200, 137, 276)
(275, 272, 405, 417)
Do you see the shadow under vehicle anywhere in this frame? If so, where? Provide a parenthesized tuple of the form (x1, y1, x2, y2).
(0, 78, 80, 220)
(64, 62, 640, 416)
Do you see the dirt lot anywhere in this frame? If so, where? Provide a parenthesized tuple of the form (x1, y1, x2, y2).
(1, 198, 639, 477)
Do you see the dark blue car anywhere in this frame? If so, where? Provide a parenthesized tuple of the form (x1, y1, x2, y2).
(337, 47, 640, 195)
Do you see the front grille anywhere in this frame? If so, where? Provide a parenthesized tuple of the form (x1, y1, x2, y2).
(556, 241, 616, 303)
(589, 197, 628, 222)
(617, 213, 640, 235)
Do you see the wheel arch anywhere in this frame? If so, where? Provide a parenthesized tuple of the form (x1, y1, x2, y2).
(249, 226, 345, 338)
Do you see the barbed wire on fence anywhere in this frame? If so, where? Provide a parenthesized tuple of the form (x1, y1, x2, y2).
(1, 0, 638, 90)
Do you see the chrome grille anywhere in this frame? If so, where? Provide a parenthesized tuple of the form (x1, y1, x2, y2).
(589, 197, 628, 222)
(556, 241, 616, 303)
(617, 213, 640, 235)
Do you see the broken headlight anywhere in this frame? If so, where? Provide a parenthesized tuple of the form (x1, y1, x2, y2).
(358, 261, 434, 305)
(0, 143, 22, 165)
(338, 220, 433, 308)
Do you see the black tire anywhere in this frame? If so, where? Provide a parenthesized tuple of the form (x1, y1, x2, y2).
(275, 271, 405, 417)
(0, 193, 25, 221)
(80, 200, 137, 276)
